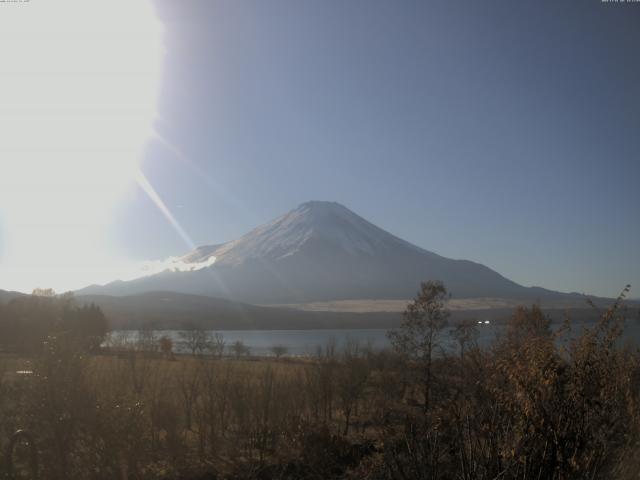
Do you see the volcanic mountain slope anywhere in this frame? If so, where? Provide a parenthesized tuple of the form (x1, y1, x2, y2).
(78, 201, 588, 304)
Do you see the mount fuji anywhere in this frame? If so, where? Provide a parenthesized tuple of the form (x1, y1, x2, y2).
(77, 201, 586, 304)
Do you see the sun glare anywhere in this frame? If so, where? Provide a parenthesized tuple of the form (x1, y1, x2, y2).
(0, 0, 163, 292)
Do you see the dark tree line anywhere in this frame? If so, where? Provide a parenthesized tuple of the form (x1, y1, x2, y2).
(0, 292, 108, 353)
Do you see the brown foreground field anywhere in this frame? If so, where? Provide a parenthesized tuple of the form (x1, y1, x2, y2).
(1, 285, 640, 479)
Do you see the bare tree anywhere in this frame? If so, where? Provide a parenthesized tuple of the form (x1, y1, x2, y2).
(159, 335, 173, 359)
(206, 332, 226, 358)
(270, 344, 288, 359)
(450, 319, 478, 369)
(336, 340, 370, 434)
(305, 339, 337, 423)
(387, 280, 449, 411)
(231, 340, 250, 359)
(32, 287, 56, 297)
(177, 361, 201, 432)
(179, 328, 209, 356)
(107, 330, 134, 352)
(137, 327, 157, 354)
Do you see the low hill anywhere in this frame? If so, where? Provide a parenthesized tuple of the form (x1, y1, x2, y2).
(0, 289, 25, 304)
(76, 291, 400, 330)
(75, 291, 622, 331)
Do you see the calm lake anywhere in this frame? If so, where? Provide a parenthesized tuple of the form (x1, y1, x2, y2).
(112, 319, 640, 356)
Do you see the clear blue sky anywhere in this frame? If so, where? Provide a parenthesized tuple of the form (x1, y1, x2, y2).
(112, 0, 640, 298)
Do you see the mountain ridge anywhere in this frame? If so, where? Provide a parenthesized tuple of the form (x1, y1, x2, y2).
(77, 201, 593, 304)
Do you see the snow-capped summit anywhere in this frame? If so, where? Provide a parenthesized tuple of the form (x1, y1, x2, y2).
(183, 201, 425, 266)
(77, 201, 582, 304)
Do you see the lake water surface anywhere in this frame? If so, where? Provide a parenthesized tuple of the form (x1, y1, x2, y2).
(112, 320, 640, 356)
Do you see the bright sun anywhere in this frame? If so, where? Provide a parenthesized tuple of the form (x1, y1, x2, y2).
(0, 0, 163, 292)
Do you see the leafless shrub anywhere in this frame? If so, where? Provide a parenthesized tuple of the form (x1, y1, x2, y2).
(270, 344, 289, 359)
(231, 339, 251, 359)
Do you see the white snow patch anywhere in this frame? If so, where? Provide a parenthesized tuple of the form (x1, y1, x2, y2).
(114, 255, 217, 282)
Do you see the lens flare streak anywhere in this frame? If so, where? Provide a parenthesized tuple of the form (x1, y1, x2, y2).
(134, 170, 196, 251)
